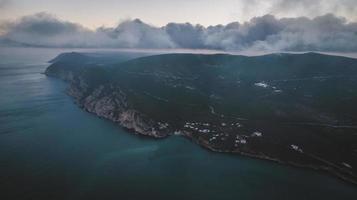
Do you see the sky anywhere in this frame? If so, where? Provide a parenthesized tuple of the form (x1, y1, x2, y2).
(0, 0, 356, 51)
(1, 0, 357, 28)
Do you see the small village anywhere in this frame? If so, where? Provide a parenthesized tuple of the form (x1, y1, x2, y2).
(182, 121, 264, 149)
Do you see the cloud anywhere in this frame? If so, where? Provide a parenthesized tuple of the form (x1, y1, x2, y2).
(0, 13, 175, 48)
(167, 14, 357, 52)
(102, 19, 175, 48)
(0, 0, 9, 8)
(272, 0, 357, 21)
(165, 23, 205, 48)
(0, 12, 96, 47)
(1, 12, 357, 52)
(236, 0, 357, 22)
(250, 14, 357, 51)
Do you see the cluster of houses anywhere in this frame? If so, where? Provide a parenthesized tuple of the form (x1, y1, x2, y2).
(290, 144, 303, 153)
(234, 135, 247, 147)
(233, 131, 263, 147)
(199, 129, 211, 133)
(232, 122, 242, 127)
(182, 121, 267, 148)
(184, 122, 200, 131)
(209, 133, 229, 142)
(157, 122, 169, 130)
(254, 82, 269, 88)
(254, 82, 283, 93)
(251, 131, 262, 137)
(184, 121, 244, 134)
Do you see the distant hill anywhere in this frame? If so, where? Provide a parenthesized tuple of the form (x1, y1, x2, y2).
(45, 52, 357, 184)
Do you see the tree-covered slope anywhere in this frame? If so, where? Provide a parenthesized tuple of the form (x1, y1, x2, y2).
(45, 52, 357, 184)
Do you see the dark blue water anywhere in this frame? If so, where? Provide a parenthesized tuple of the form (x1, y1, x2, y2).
(0, 47, 356, 200)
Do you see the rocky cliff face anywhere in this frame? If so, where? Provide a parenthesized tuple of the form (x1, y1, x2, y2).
(59, 72, 169, 138)
(45, 52, 169, 138)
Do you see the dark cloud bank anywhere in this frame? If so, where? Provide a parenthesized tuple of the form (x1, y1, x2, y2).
(1, 12, 357, 52)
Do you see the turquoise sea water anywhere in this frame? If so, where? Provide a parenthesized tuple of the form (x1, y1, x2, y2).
(0, 47, 356, 200)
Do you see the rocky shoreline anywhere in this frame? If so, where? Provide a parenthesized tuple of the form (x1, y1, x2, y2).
(60, 76, 357, 185)
(44, 52, 357, 186)
(66, 77, 170, 138)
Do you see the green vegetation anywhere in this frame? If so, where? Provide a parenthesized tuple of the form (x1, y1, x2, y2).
(46, 52, 357, 184)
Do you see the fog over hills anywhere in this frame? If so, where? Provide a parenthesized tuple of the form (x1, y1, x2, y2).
(1, 12, 357, 52)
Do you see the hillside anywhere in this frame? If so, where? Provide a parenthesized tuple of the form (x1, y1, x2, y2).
(45, 52, 357, 184)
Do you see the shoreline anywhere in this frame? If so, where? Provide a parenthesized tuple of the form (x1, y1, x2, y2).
(184, 132, 357, 186)
(69, 90, 357, 186)
(44, 52, 357, 187)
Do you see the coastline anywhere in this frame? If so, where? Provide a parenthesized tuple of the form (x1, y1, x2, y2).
(44, 52, 357, 186)
(64, 83, 357, 186)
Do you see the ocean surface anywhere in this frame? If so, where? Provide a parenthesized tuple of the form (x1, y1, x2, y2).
(0, 47, 356, 200)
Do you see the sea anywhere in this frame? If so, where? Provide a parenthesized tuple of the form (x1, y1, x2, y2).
(0, 47, 356, 200)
